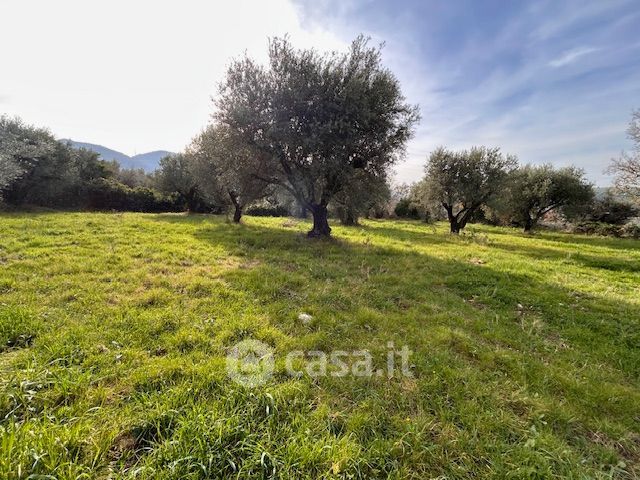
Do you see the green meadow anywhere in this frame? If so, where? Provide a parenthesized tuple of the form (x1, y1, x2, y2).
(0, 212, 638, 479)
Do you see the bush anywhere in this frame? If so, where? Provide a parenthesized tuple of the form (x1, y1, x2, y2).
(573, 222, 623, 237)
(621, 223, 640, 239)
(85, 179, 183, 212)
(245, 203, 290, 217)
(583, 195, 638, 225)
(394, 198, 421, 219)
(573, 221, 640, 238)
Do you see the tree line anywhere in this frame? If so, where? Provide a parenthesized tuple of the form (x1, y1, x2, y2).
(401, 109, 639, 235)
(0, 116, 182, 212)
(1, 36, 638, 237)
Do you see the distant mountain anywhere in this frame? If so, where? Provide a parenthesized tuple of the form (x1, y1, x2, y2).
(61, 139, 173, 171)
(130, 151, 174, 171)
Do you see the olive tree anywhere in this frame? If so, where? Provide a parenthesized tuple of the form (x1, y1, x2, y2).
(0, 157, 23, 200)
(332, 171, 391, 225)
(64, 148, 114, 204)
(422, 146, 517, 233)
(608, 109, 640, 204)
(0, 116, 59, 204)
(189, 124, 271, 223)
(155, 153, 199, 212)
(501, 164, 594, 232)
(215, 36, 419, 237)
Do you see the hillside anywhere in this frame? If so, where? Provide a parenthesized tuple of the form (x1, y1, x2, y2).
(0, 213, 638, 478)
(61, 139, 173, 171)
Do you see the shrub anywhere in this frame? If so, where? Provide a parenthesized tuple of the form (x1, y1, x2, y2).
(581, 194, 638, 225)
(245, 203, 290, 217)
(573, 222, 623, 237)
(621, 223, 640, 239)
(85, 179, 183, 212)
(394, 198, 421, 219)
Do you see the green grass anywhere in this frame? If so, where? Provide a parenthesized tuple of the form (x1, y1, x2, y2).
(0, 212, 638, 479)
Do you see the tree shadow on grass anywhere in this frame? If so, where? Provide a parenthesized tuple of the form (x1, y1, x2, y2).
(151, 215, 640, 381)
(478, 225, 640, 252)
(347, 220, 450, 247)
(486, 241, 640, 274)
(342, 219, 640, 275)
(363, 218, 640, 251)
(148, 214, 640, 473)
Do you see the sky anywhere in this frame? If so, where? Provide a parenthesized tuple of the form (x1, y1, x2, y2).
(1, 0, 639, 185)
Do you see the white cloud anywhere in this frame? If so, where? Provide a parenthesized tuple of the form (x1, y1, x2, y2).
(548, 47, 600, 68)
(528, 0, 626, 41)
(2, 0, 635, 186)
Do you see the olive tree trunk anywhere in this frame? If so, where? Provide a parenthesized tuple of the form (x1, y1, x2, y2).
(444, 204, 460, 234)
(308, 204, 331, 238)
(228, 190, 242, 224)
(233, 204, 242, 223)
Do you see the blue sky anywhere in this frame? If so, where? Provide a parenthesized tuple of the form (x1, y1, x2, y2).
(1, 0, 638, 185)
(295, 0, 640, 185)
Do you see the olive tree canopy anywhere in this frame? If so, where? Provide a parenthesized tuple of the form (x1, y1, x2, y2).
(215, 36, 419, 237)
(189, 124, 271, 223)
(155, 153, 207, 212)
(0, 116, 58, 203)
(501, 164, 594, 232)
(422, 146, 517, 233)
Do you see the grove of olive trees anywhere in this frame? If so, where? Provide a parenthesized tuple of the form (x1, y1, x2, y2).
(1, 44, 636, 239)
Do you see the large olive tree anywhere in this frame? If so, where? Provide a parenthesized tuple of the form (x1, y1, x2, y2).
(422, 146, 517, 233)
(215, 36, 419, 237)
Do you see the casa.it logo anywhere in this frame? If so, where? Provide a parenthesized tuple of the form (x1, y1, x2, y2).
(226, 339, 275, 387)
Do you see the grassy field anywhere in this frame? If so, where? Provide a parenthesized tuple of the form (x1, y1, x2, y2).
(0, 212, 638, 479)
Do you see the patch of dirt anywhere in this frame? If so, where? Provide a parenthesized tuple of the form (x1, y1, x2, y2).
(109, 416, 177, 468)
(111, 431, 137, 457)
(400, 378, 418, 393)
(281, 219, 299, 228)
(109, 431, 143, 470)
(465, 296, 487, 310)
(282, 263, 298, 272)
(468, 257, 486, 265)
(240, 259, 261, 269)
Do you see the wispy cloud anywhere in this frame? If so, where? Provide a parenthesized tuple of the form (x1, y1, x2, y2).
(548, 47, 600, 68)
(2, 0, 637, 185)
(294, 0, 640, 185)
